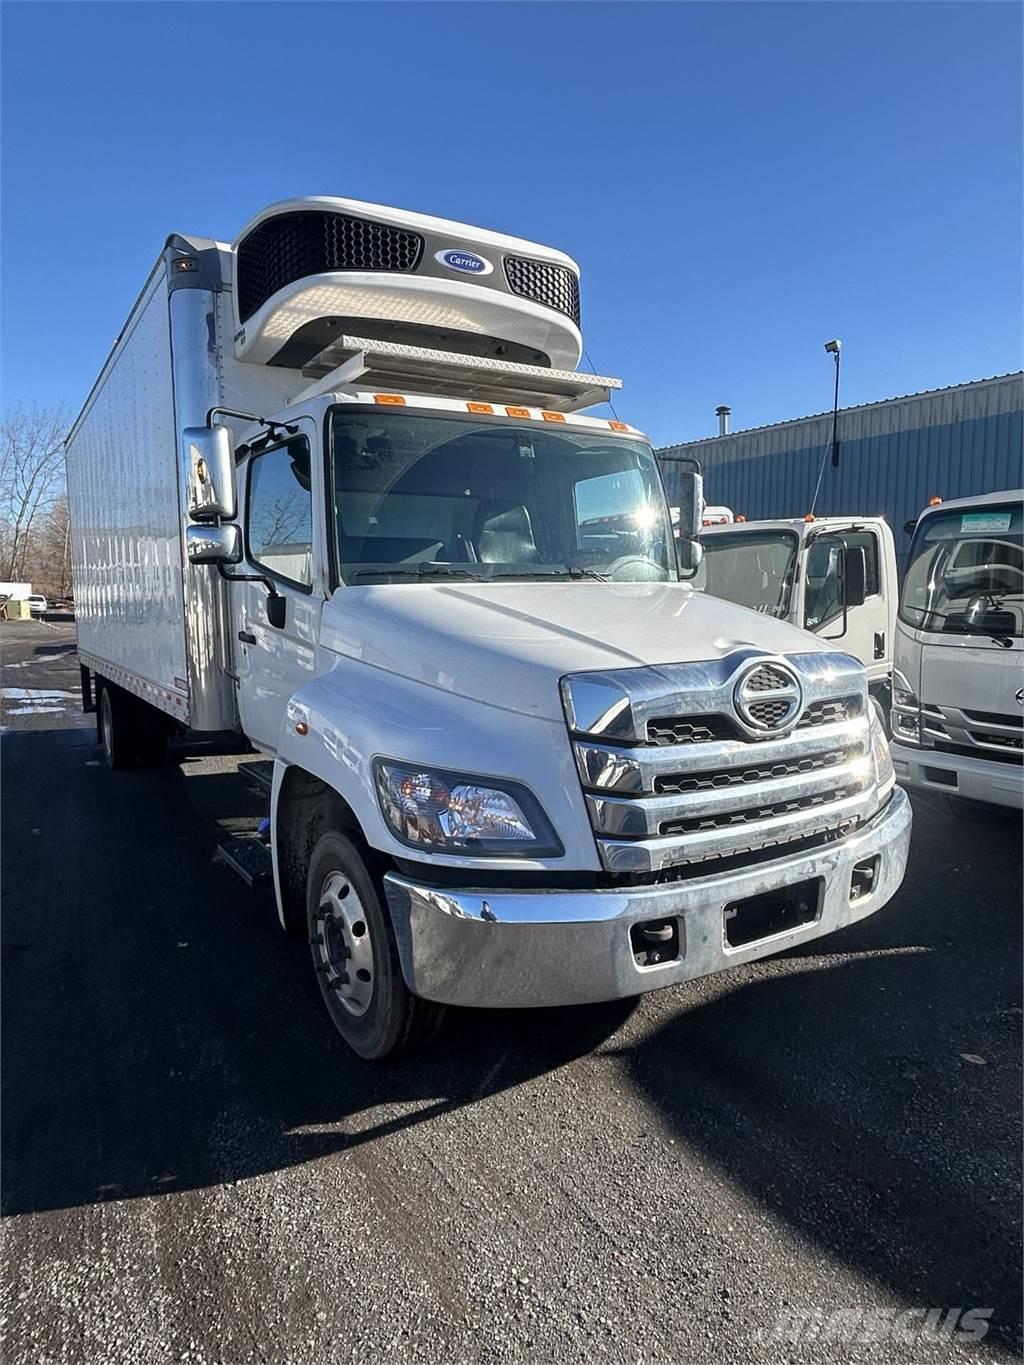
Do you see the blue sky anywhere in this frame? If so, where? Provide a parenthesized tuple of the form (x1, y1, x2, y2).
(2, 1, 1021, 446)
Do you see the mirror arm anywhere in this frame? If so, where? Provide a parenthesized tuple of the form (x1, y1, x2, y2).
(207, 407, 298, 444)
(216, 564, 282, 599)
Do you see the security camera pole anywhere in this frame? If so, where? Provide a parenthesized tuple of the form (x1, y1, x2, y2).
(809, 338, 842, 515)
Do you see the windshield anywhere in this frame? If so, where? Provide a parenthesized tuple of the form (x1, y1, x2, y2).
(900, 503, 1023, 640)
(330, 410, 677, 584)
(692, 530, 798, 617)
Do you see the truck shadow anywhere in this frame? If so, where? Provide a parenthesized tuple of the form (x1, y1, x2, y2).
(1, 727, 636, 1217)
(3, 728, 1020, 1347)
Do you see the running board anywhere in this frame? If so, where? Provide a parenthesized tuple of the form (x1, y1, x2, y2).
(215, 836, 273, 889)
(239, 759, 274, 797)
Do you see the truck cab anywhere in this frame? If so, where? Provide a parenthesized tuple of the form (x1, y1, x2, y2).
(692, 516, 898, 710)
(890, 490, 1023, 813)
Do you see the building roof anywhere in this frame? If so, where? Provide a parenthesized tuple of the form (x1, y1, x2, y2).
(658, 371, 1024, 456)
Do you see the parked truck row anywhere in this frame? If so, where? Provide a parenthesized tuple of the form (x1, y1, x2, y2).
(65, 196, 912, 1058)
(680, 497, 1023, 813)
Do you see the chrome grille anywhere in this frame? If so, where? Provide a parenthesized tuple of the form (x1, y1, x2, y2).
(661, 786, 860, 836)
(654, 749, 847, 795)
(745, 663, 793, 693)
(647, 715, 738, 746)
(562, 651, 877, 874)
(748, 698, 791, 727)
(798, 697, 861, 728)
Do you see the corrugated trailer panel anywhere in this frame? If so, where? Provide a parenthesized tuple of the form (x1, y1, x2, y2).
(65, 266, 191, 722)
(659, 374, 1024, 568)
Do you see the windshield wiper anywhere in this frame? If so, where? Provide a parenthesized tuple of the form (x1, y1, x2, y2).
(488, 566, 612, 582)
(349, 564, 487, 582)
(912, 605, 1015, 648)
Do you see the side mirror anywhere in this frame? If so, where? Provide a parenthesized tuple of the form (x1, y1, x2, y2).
(187, 522, 242, 565)
(266, 595, 287, 629)
(673, 470, 704, 578)
(184, 426, 236, 521)
(677, 538, 704, 573)
(844, 545, 867, 607)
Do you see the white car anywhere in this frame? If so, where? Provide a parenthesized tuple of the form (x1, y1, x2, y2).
(26, 595, 47, 616)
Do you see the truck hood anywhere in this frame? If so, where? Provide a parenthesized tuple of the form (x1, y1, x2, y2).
(320, 581, 842, 721)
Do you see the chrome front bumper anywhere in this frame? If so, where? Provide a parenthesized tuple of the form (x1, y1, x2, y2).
(383, 787, 912, 1008)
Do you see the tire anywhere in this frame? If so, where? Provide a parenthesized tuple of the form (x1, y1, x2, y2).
(99, 684, 167, 769)
(306, 830, 444, 1061)
(99, 685, 134, 770)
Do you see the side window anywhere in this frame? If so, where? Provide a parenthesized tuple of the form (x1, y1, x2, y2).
(841, 530, 880, 597)
(803, 540, 844, 628)
(247, 439, 314, 589)
(803, 531, 881, 628)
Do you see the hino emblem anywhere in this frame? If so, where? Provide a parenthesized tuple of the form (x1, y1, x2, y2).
(1016, 688, 1023, 706)
(733, 660, 803, 734)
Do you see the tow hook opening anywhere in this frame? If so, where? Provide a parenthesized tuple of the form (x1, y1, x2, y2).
(631, 918, 681, 968)
(850, 856, 880, 903)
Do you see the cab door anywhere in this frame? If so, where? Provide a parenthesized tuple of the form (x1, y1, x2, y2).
(801, 524, 890, 684)
(233, 423, 324, 755)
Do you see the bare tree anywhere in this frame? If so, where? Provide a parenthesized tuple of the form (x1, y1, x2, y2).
(23, 494, 73, 597)
(0, 403, 69, 582)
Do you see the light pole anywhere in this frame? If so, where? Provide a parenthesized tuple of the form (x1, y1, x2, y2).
(810, 338, 842, 515)
(824, 338, 842, 468)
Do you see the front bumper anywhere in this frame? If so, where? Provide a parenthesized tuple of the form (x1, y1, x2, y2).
(383, 787, 912, 1008)
(891, 743, 1024, 811)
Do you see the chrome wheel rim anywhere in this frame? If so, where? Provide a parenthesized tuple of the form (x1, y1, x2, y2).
(313, 870, 374, 1017)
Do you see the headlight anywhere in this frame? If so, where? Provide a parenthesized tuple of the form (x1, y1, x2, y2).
(890, 669, 921, 744)
(869, 702, 896, 798)
(374, 760, 562, 857)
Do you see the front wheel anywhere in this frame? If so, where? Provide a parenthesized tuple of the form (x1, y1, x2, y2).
(306, 830, 443, 1060)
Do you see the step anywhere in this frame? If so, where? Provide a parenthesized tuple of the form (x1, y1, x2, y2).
(238, 760, 274, 797)
(215, 835, 273, 889)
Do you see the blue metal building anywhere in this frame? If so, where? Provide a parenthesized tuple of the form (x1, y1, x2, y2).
(658, 372, 1023, 568)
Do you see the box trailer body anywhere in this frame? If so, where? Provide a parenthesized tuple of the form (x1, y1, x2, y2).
(65, 240, 295, 729)
(66, 197, 911, 1059)
(891, 489, 1023, 812)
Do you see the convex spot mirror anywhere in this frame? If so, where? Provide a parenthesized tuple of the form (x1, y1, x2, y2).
(185, 426, 236, 521)
(187, 522, 242, 565)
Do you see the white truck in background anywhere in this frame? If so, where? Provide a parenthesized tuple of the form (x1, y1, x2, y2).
(692, 516, 898, 715)
(890, 489, 1023, 814)
(65, 196, 910, 1059)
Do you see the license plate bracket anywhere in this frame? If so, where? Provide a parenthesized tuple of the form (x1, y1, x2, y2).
(723, 877, 822, 948)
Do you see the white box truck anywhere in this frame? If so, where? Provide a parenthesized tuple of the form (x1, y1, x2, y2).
(891, 489, 1023, 814)
(65, 197, 911, 1058)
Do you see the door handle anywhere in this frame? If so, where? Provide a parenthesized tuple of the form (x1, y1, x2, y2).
(238, 630, 257, 646)
(874, 631, 885, 660)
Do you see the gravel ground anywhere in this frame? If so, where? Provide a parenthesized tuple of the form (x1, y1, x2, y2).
(2, 619, 1021, 1364)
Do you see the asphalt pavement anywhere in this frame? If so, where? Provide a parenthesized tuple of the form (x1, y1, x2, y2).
(2, 618, 1021, 1364)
